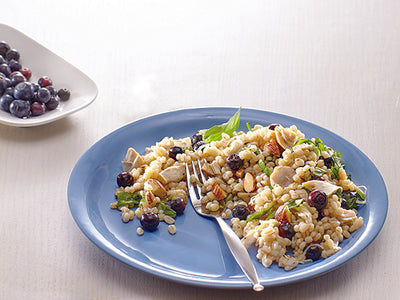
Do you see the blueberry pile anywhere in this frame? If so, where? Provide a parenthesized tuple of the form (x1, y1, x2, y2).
(0, 41, 71, 119)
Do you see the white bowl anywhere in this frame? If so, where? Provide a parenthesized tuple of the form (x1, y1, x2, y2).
(0, 23, 98, 127)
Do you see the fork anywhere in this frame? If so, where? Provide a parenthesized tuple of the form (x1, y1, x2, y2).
(185, 160, 264, 292)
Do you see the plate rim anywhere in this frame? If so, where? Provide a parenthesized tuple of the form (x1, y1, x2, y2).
(68, 106, 388, 289)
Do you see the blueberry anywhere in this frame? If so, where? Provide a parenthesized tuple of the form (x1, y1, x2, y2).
(38, 76, 52, 87)
(46, 85, 57, 96)
(323, 157, 335, 169)
(305, 244, 323, 261)
(193, 141, 207, 151)
(0, 75, 11, 94)
(117, 172, 134, 187)
(5, 49, 20, 61)
(169, 198, 186, 215)
(3, 87, 14, 96)
(0, 56, 5, 65)
(168, 146, 184, 160)
(307, 190, 328, 211)
(8, 59, 21, 72)
(10, 73, 26, 87)
(140, 211, 159, 231)
(30, 102, 45, 116)
(9, 100, 30, 118)
(0, 94, 14, 112)
(0, 63, 11, 77)
(31, 82, 40, 93)
(191, 133, 203, 146)
(45, 96, 59, 110)
(0, 41, 10, 57)
(268, 123, 280, 130)
(14, 82, 34, 101)
(231, 204, 250, 220)
(57, 88, 70, 101)
(278, 223, 295, 239)
(19, 67, 32, 80)
(227, 153, 244, 170)
(37, 88, 51, 104)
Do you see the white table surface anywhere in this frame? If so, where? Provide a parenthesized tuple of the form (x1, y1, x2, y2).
(1, 1, 398, 299)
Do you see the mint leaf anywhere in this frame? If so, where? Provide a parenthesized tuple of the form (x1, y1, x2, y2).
(157, 203, 177, 218)
(203, 108, 241, 143)
(117, 192, 142, 208)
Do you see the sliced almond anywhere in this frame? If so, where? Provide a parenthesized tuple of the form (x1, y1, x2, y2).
(145, 179, 167, 198)
(263, 139, 283, 157)
(212, 182, 227, 201)
(144, 190, 159, 208)
(243, 173, 256, 193)
(274, 204, 292, 223)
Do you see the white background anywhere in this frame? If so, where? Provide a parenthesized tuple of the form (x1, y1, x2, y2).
(0, 1, 399, 299)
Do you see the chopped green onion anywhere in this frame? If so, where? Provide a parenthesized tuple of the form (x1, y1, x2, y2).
(246, 122, 252, 131)
(247, 205, 275, 221)
(258, 159, 272, 176)
(287, 199, 304, 209)
(312, 167, 326, 177)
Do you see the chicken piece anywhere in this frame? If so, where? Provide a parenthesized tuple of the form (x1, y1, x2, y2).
(201, 161, 221, 177)
(275, 126, 298, 149)
(159, 164, 186, 184)
(122, 148, 144, 172)
(270, 166, 295, 188)
(302, 180, 341, 196)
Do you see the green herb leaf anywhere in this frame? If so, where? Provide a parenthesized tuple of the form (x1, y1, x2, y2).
(157, 202, 177, 218)
(347, 197, 358, 209)
(314, 138, 327, 156)
(225, 193, 234, 202)
(247, 205, 275, 221)
(331, 166, 340, 180)
(356, 190, 365, 200)
(203, 108, 241, 143)
(258, 159, 272, 176)
(117, 192, 142, 208)
(287, 199, 304, 209)
(332, 151, 343, 168)
(295, 138, 314, 146)
(312, 167, 326, 178)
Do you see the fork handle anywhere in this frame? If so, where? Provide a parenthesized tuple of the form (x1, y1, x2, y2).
(215, 216, 264, 292)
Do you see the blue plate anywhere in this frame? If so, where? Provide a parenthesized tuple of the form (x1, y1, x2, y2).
(68, 107, 388, 289)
